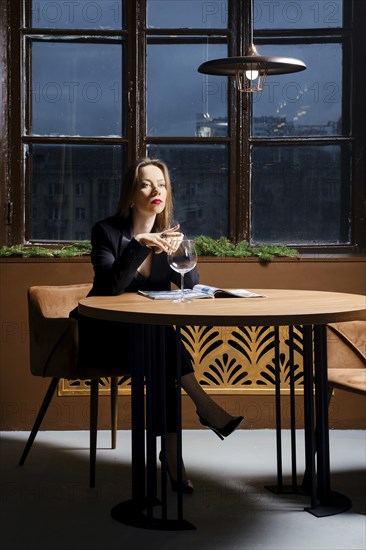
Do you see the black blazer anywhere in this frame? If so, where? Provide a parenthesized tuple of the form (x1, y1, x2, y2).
(72, 214, 197, 399)
(89, 215, 199, 296)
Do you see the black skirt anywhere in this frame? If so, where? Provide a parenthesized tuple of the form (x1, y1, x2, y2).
(70, 308, 194, 433)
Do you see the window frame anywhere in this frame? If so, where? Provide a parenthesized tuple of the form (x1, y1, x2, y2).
(248, 0, 361, 251)
(1, 0, 365, 253)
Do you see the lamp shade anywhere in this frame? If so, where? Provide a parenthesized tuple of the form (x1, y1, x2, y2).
(198, 44, 306, 92)
(198, 47, 306, 77)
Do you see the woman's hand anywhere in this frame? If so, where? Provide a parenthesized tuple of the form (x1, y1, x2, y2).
(135, 224, 183, 254)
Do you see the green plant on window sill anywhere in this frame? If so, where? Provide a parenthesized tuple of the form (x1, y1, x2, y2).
(0, 242, 92, 258)
(194, 236, 299, 262)
(0, 237, 299, 262)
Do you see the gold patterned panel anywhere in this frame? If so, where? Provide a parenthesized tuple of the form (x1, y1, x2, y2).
(59, 326, 304, 396)
(60, 375, 132, 396)
(182, 325, 304, 393)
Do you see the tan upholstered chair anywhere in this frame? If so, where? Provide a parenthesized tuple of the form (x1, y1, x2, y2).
(19, 284, 122, 487)
(327, 321, 366, 396)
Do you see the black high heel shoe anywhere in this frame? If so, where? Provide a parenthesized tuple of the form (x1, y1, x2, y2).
(158, 451, 194, 494)
(197, 414, 244, 440)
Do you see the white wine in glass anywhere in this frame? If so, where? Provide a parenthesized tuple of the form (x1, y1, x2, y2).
(167, 239, 197, 302)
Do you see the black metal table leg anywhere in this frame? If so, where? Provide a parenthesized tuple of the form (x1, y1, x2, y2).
(111, 324, 150, 527)
(289, 326, 299, 492)
(265, 326, 284, 494)
(175, 326, 194, 526)
(266, 326, 308, 497)
(158, 325, 168, 522)
(265, 323, 352, 516)
(145, 324, 159, 518)
(302, 325, 318, 510)
(305, 325, 352, 517)
(111, 323, 195, 530)
(153, 325, 195, 530)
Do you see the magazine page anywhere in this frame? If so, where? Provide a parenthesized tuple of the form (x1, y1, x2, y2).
(224, 289, 266, 298)
(192, 285, 265, 298)
(191, 284, 218, 297)
(138, 289, 211, 300)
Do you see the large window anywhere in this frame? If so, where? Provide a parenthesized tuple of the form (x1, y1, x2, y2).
(2, 0, 365, 251)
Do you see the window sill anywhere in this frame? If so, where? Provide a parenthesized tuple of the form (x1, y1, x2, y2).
(1, 255, 365, 264)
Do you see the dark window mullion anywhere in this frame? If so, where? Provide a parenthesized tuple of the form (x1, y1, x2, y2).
(25, 35, 125, 44)
(235, 0, 250, 242)
(21, 28, 128, 38)
(147, 36, 227, 45)
(22, 136, 128, 144)
(146, 28, 229, 36)
(24, 144, 33, 242)
(8, 0, 23, 245)
(255, 28, 349, 39)
(126, 0, 138, 163)
(341, 37, 351, 137)
(146, 137, 229, 145)
(136, 0, 147, 159)
(256, 35, 346, 46)
(250, 136, 352, 146)
(351, 0, 366, 251)
(24, 36, 32, 137)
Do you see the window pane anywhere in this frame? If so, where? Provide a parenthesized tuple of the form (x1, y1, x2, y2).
(147, 0, 228, 28)
(251, 145, 351, 245)
(147, 40, 227, 136)
(147, 144, 228, 238)
(252, 43, 342, 137)
(254, 0, 343, 30)
(30, 40, 124, 137)
(28, 144, 126, 241)
(30, 0, 125, 30)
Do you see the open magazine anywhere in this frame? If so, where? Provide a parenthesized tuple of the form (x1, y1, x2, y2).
(138, 284, 266, 300)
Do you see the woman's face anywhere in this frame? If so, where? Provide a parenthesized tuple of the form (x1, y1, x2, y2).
(133, 164, 167, 218)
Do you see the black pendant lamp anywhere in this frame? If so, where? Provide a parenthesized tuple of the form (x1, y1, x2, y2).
(198, 0, 306, 92)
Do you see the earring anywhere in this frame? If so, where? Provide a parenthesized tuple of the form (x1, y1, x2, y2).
(130, 202, 134, 208)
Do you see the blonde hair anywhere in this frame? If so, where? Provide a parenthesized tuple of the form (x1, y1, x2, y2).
(115, 158, 173, 231)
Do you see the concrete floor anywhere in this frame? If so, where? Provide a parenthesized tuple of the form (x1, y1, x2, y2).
(0, 429, 365, 550)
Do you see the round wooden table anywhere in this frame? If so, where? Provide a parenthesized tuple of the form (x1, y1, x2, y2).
(79, 289, 366, 529)
(79, 289, 366, 327)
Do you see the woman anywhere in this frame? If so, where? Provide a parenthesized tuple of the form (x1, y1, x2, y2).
(77, 158, 244, 493)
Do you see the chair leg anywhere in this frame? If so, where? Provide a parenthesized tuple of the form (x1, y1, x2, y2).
(90, 378, 99, 488)
(327, 384, 333, 407)
(111, 376, 118, 449)
(19, 377, 60, 466)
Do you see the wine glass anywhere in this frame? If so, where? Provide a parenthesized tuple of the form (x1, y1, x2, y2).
(167, 239, 197, 302)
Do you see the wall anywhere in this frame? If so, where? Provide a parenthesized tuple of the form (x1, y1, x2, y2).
(1, 256, 365, 432)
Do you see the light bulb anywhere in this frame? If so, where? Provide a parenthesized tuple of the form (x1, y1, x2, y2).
(245, 69, 259, 81)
